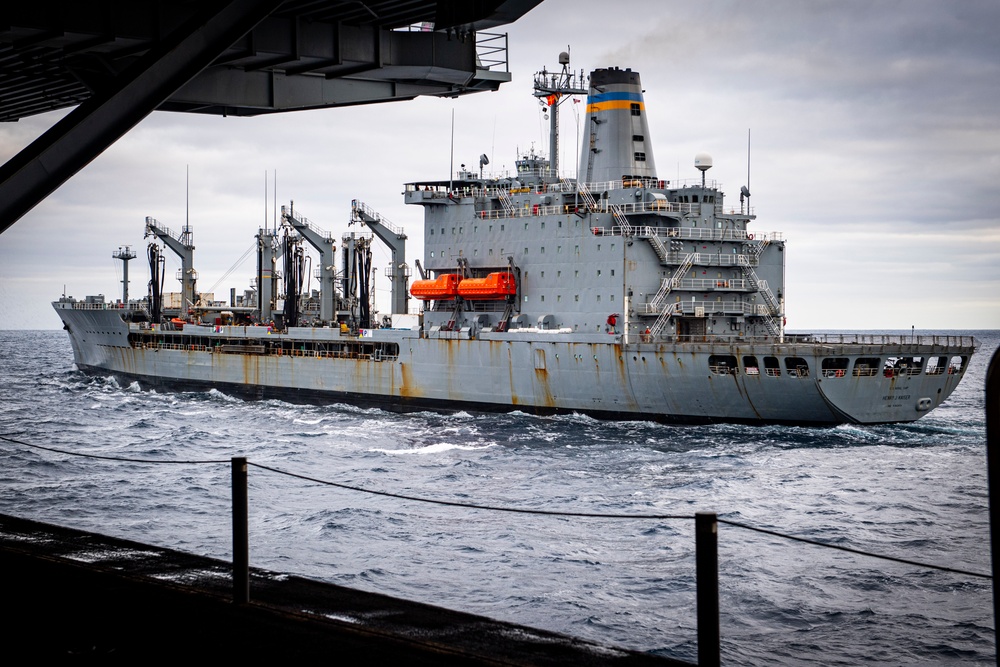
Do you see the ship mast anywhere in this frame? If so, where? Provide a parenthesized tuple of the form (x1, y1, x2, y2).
(112, 245, 136, 304)
(533, 51, 587, 178)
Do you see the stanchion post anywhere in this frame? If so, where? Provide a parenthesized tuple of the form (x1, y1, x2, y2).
(695, 512, 720, 667)
(985, 346, 1000, 666)
(232, 456, 249, 604)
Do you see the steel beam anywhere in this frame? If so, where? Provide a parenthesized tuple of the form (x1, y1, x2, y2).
(0, 0, 284, 234)
(986, 345, 1000, 655)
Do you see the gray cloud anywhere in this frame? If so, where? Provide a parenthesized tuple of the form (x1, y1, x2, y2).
(1, 0, 997, 329)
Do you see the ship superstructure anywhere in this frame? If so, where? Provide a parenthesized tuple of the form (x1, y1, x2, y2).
(53, 57, 976, 425)
(409, 62, 784, 344)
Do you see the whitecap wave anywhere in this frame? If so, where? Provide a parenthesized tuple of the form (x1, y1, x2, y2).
(207, 388, 241, 403)
(370, 442, 497, 455)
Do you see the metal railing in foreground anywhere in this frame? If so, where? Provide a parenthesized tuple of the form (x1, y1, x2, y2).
(1, 433, 993, 667)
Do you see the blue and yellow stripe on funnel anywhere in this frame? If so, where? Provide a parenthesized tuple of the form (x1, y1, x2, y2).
(586, 91, 644, 113)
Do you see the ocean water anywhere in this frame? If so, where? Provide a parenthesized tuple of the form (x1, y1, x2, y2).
(0, 329, 996, 665)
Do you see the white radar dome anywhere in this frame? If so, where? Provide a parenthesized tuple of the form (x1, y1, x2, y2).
(694, 153, 713, 172)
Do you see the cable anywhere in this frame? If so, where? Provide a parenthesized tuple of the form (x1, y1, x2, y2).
(246, 462, 994, 579)
(205, 242, 256, 295)
(1, 433, 991, 579)
(248, 462, 690, 520)
(718, 517, 991, 580)
(0, 434, 229, 465)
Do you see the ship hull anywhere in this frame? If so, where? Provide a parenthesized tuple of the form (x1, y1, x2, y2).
(55, 304, 975, 426)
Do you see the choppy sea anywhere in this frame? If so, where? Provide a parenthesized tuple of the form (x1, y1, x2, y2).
(0, 329, 996, 665)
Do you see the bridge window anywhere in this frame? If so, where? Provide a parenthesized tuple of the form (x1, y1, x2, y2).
(630, 103, 640, 116)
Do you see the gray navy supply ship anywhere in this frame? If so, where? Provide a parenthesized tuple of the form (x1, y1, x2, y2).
(54, 56, 976, 425)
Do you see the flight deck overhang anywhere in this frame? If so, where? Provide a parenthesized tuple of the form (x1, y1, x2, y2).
(0, 0, 543, 232)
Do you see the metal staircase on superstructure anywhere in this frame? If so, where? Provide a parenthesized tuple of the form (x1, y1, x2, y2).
(578, 182, 632, 235)
(645, 234, 668, 263)
(496, 187, 515, 214)
(609, 203, 632, 235)
(643, 252, 695, 336)
(647, 302, 679, 338)
(738, 238, 781, 336)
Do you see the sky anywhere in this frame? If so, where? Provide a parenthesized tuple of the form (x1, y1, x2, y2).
(1, 0, 998, 330)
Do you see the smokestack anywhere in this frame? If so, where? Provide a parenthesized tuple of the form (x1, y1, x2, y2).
(578, 67, 657, 185)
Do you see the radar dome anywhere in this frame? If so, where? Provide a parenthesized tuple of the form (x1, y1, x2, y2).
(694, 153, 713, 172)
(559, 51, 570, 65)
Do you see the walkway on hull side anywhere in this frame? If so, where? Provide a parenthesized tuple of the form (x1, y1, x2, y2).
(0, 513, 682, 664)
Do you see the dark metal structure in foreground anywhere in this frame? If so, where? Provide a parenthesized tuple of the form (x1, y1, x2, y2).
(0, 512, 680, 663)
(986, 345, 1000, 655)
(0, 0, 542, 232)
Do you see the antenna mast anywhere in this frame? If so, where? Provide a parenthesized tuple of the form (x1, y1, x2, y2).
(112, 246, 136, 304)
(740, 130, 752, 215)
(533, 48, 587, 178)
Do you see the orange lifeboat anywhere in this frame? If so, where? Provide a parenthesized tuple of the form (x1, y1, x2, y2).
(457, 272, 517, 300)
(410, 273, 461, 300)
